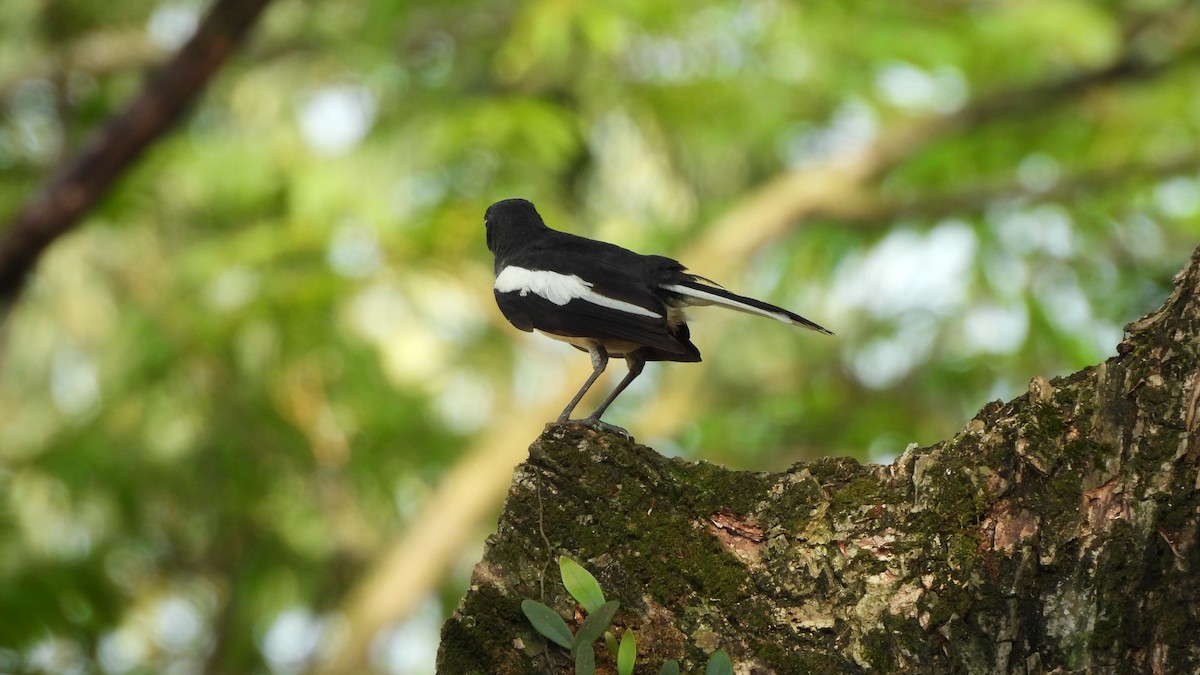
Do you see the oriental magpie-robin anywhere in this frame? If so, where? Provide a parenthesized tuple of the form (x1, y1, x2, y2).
(486, 198, 831, 431)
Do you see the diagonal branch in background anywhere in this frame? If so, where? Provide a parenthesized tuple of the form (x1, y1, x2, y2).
(632, 148, 1200, 440)
(683, 41, 1200, 278)
(840, 152, 1200, 228)
(0, 0, 276, 315)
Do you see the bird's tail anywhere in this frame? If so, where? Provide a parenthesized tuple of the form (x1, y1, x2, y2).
(663, 279, 833, 335)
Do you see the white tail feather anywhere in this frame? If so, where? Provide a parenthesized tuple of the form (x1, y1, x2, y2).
(662, 283, 793, 325)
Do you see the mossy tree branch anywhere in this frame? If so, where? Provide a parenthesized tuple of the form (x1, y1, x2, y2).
(438, 242, 1200, 673)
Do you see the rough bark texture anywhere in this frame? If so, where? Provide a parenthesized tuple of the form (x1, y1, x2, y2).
(438, 245, 1200, 674)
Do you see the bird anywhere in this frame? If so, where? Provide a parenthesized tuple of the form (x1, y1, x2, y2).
(485, 198, 831, 433)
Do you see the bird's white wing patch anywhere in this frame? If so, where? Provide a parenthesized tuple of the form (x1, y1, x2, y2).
(496, 266, 662, 319)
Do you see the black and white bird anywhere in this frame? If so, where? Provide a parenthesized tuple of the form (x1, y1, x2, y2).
(486, 198, 831, 432)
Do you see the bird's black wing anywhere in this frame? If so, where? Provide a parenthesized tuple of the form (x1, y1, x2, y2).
(494, 244, 691, 356)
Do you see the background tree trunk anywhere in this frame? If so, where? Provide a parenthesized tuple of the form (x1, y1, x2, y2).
(437, 244, 1200, 674)
(0, 0, 273, 313)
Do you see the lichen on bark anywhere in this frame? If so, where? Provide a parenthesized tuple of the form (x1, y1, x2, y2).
(438, 245, 1200, 674)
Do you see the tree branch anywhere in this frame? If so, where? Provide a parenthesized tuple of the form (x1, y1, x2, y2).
(438, 242, 1200, 672)
(0, 0, 275, 315)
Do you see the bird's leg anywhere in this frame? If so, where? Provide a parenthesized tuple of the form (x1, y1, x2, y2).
(580, 353, 646, 430)
(557, 344, 608, 423)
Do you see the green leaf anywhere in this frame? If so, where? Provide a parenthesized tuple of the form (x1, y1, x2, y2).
(658, 660, 681, 675)
(573, 599, 620, 648)
(575, 642, 596, 675)
(705, 650, 733, 675)
(617, 629, 636, 675)
(520, 599, 573, 649)
(604, 631, 618, 658)
(559, 556, 606, 613)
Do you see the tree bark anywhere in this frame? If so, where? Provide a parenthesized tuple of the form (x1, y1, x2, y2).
(437, 244, 1200, 673)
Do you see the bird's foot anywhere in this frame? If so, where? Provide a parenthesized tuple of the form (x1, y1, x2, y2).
(557, 416, 632, 438)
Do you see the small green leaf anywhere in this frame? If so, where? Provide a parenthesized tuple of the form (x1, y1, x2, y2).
(617, 629, 636, 675)
(575, 642, 596, 675)
(705, 650, 733, 675)
(560, 556, 606, 613)
(521, 599, 573, 649)
(658, 660, 680, 675)
(573, 599, 620, 647)
(604, 631, 618, 658)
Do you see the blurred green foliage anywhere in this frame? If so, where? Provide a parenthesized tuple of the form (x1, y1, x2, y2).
(2, 0, 1199, 672)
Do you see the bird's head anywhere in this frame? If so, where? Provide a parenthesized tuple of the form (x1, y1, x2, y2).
(484, 198, 547, 258)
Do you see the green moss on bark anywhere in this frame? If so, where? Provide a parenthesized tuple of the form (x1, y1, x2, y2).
(440, 248, 1200, 672)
